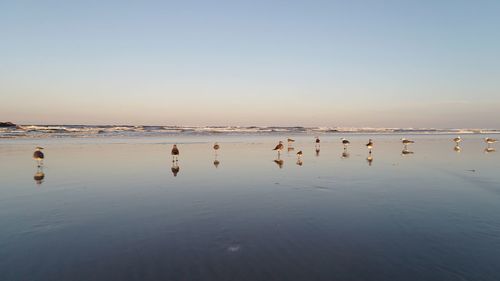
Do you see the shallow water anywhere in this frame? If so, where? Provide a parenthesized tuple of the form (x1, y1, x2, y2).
(1, 135, 499, 281)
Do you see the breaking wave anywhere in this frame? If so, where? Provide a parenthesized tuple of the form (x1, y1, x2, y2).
(0, 125, 498, 139)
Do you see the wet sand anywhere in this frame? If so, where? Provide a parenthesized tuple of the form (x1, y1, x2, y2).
(0, 134, 499, 281)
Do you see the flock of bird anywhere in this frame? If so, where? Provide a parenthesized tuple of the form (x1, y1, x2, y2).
(30, 136, 498, 182)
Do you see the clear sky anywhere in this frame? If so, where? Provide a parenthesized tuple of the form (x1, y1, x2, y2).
(1, 0, 499, 128)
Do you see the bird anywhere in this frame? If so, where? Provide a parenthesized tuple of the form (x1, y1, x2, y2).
(341, 138, 350, 147)
(401, 138, 415, 147)
(273, 141, 284, 155)
(213, 142, 220, 156)
(296, 150, 303, 158)
(171, 144, 179, 162)
(453, 136, 462, 144)
(366, 139, 374, 152)
(287, 138, 295, 143)
(315, 137, 320, 147)
(485, 138, 498, 145)
(33, 147, 44, 166)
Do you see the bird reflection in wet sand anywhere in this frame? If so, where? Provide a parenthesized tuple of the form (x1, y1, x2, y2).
(402, 148, 414, 156)
(33, 166, 45, 185)
(315, 148, 320, 157)
(341, 148, 350, 159)
(273, 158, 284, 169)
(296, 150, 303, 166)
(454, 145, 462, 152)
(484, 147, 496, 153)
(33, 147, 44, 167)
(213, 159, 220, 168)
(171, 162, 180, 177)
(366, 153, 373, 166)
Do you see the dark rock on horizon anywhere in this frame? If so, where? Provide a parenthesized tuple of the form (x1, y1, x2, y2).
(0, 122, 17, 127)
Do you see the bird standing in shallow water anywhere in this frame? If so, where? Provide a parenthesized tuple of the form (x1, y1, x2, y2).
(485, 138, 497, 146)
(315, 137, 320, 148)
(341, 138, 350, 148)
(171, 144, 179, 162)
(366, 139, 374, 153)
(401, 138, 415, 149)
(453, 136, 461, 144)
(273, 141, 284, 156)
(213, 142, 220, 156)
(33, 147, 44, 167)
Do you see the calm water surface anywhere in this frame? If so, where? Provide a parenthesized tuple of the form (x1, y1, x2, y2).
(1, 135, 499, 281)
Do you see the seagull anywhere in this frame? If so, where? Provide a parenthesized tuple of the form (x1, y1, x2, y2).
(485, 138, 498, 145)
(33, 147, 44, 166)
(213, 142, 220, 155)
(171, 144, 179, 162)
(273, 141, 284, 156)
(401, 138, 415, 148)
(341, 138, 350, 147)
(453, 136, 462, 144)
(366, 139, 374, 153)
(296, 150, 303, 158)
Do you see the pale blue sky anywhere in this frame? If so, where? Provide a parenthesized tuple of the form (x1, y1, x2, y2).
(1, 0, 499, 127)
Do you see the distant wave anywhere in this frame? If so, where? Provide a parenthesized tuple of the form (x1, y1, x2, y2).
(0, 125, 499, 139)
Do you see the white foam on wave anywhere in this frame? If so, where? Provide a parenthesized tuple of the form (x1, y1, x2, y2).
(1, 125, 499, 139)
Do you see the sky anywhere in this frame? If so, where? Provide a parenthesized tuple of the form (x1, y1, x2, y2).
(1, 0, 499, 128)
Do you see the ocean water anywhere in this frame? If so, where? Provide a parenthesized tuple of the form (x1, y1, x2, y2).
(0, 134, 499, 281)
